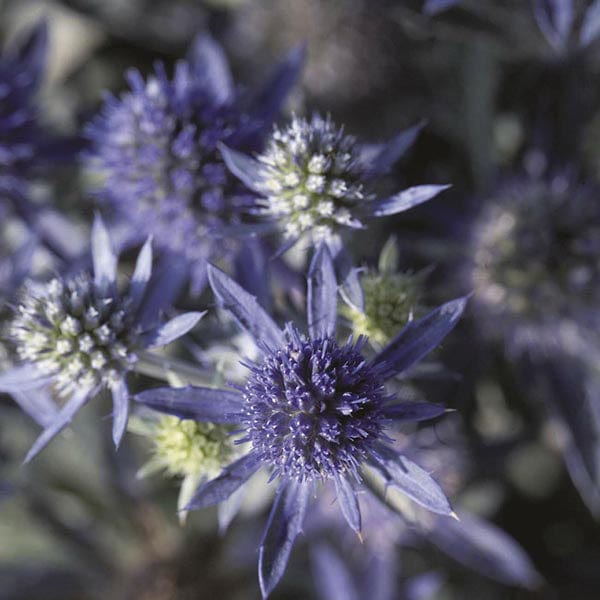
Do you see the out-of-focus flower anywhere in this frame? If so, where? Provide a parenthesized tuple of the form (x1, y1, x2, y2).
(0, 216, 204, 461)
(85, 35, 305, 292)
(467, 176, 600, 355)
(220, 114, 449, 251)
(136, 245, 467, 597)
(130, 413, 239, 523)
(340, 237, 425, 347)
(0, 21, 48, 205)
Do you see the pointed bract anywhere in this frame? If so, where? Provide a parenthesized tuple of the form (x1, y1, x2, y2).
(24, 387, 91, 463)
(208, 264, 284, 350)
(187, 34, 234, 105)
(218, 143, 265, 193)
(307, 244, 338, 338)
(370, 444, 453, 515)
(111, 379, 129, 448)
(143, 311, 205, 348)
(259, 481, 310, 598)
(372, 296, 468, 379)
(135, 386, 244, 424)
(130, 237, 153, 310)
(245, 44, 307, 125)
(368, 185, 451, 218)
(361, 120, 426, 179)
(187, 452, 262, 510)
(91, 214, 118, 293)
(580, 0, 600, 46)
(333, 474, 361, 534)
(382, 401, 447, 422)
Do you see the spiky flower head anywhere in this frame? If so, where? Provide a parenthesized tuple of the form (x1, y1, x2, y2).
(221, 116, 450, 251)
(0, 216, 203, 461)
(254, 114, 367, 240)
(468, 178, 600, 352)
(85, 36, 304, 291)
(136, 251, 467, 598)
(9, 274, 138, 396)
(146, 416, 235, 480)
(241, 326, 390, 482)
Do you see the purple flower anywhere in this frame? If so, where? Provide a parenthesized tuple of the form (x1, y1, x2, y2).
(135, 244, 467, 598)
(219, 114, 449, 250)
(85, 35, 305, 292)
(0, 216, 204, 461)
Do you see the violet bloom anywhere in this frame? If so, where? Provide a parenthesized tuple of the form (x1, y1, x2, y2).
(219, 114, 449, 250)
(85, 35, 305, 293)
(136, 245, 467, 598)
(0, 216, 204, 461)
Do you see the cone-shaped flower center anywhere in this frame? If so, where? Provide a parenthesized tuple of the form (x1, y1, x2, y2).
(242, 328, 388, 482)
(9, 274, 137, 395)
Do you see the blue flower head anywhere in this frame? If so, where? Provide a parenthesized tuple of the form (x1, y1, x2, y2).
(0, 216, 204, 461)
(0, 21, 49, 203)
(467, 176, 600, 354)
(85, 35, 305, 292)
(136, 245, 467, 598)
(219, 114, 450, 250)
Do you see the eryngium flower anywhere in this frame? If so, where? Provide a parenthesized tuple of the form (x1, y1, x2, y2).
(136, 245, 467, 598)
(85, 35, 305, 292)
(467, 177, 600, 354)
(220, 114, 450, 248)
(0, 22, 48, 201)
(0, 216, 203, 461)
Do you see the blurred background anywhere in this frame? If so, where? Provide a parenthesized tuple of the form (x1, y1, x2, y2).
(2, 0, 600, 598)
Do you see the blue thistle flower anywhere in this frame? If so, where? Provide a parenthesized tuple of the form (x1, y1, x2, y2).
(467, 176, 600, 355)
(85, 35, 305, 292)
(0, 215, 204, 461)
(135, 244, 467, 598)
(219, 114, 450, 250)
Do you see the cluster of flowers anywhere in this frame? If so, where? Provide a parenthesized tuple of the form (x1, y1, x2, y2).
(0, 16, 556, 598)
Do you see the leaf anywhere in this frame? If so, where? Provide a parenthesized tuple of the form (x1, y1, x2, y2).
(259, 481, 310, 598)
(134, 386, 244, 424)
(307, 243, 337, 339)
(208, 264, 284, 350)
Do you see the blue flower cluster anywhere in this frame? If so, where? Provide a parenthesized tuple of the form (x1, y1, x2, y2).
(7, 5, 597, 598)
